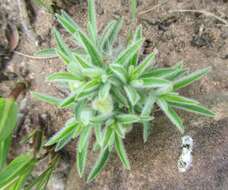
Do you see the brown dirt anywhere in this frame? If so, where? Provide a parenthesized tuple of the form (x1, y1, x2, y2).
(0, 0, 228, 189)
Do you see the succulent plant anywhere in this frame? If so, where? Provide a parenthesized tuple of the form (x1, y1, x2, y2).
(33, 0, 214, 182)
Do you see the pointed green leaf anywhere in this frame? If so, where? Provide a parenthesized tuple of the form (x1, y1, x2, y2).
(142, 63, 184, 80)
(114, 133, 130, 169)
(47, 72, 83, 82)
(111, 87, 129, 107)
(161, 93, 199, 105)
(116, 114, 140, 125)
(60, 91, 78, 107)
(124, 85, 140, 106)
(115, 39, 143, 66)
(133, 52, 155, 79)
(156, 98, 184, 134)
(45, 118, 77, 146)
(98, 82, 111, 99)
(100, 18, 123, 51)
(53, 28, 71, 58)
(88, 0, 97, 40)
(78, 127, 91, 152)
(143, 121, 153, 143)
(110, 64, 128, 84)
(130, 25, 143, 66)
(0, 153, 34, 188)
(102, 126, 114, 148)
(77, 135, 89, 177)
(74, 53, 91, 69)
(0, 136, 11, 170)
(130, 0, 137, 21)
(169, 102, 215, 117)
(78, 31, 102, 66)
(32, 92, 62, 106)
(87, 148, 110, 182)
(173, 67, 210, 90)
(56, 11, 80, 34)
(55, 131, 74, 151)
(131, 77, 171, 88)
(34, 48, 57, 58)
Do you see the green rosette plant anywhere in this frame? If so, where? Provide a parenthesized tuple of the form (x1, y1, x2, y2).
(33, 0, 215, 182)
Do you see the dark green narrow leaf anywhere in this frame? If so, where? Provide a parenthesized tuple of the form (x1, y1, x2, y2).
(173, 67, 210, 90)
(169, 102, 215, 117)
(114, 133, 130, 170)
(156, 98, 184, 134)
(115, 39, 143, 66)
(32, 92, 62, 106)
(87, 148, 110, 182)
(78, 31, 102, 66)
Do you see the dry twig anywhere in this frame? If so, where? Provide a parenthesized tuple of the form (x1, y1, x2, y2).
(170, 9, 228, 26)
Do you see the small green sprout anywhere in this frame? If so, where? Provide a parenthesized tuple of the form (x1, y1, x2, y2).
(33, 0, 214, 182)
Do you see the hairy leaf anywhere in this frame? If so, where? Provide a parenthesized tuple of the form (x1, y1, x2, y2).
(87, 148, 110, 182)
